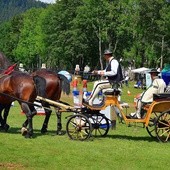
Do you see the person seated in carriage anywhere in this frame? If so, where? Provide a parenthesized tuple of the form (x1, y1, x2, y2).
(85, 49, 123, 106)
(130, 69, 166, 119)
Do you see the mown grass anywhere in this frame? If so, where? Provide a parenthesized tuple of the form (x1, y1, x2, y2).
(0, 81, 170, 170)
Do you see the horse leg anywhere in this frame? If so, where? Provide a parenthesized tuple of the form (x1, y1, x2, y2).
(0, 106, 4, 130)
(21, 119, 28, 136)
(22, 103, 51, 134)
(33, 75, 49, 133)
(55, 110, 63, 135)
(41, 103, 52, 134)
(21, 103, 36, 138)
(0, 104, 9, 131)
(2, 104, 11, 132)
(21, 102, 51, 135)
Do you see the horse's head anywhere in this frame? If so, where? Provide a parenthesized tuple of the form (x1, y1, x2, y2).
(0, 52, 11, 69)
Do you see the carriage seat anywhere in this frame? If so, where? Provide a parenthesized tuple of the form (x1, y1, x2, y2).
(103, 88, 121, 96)
(153, 93, 170, 101)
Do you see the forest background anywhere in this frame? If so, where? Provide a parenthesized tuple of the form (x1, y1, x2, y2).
(0, 0, 170, 72)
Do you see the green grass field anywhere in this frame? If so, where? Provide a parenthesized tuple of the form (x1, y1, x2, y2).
(0, 81, 170, 170)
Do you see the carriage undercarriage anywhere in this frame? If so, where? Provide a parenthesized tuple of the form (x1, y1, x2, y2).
(36, 91, 170, 143)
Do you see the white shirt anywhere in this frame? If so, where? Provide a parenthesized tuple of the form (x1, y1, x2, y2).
(84, 65, 90, 73)
(125, 76, 129, 81)
(97, 57, 119, 76)
(141, 77, 166, 103)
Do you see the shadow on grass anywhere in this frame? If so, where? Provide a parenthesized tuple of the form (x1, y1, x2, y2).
(0, 126, 156, 142)
(0, 127, 66, 139)
(101, 134, 157, 142)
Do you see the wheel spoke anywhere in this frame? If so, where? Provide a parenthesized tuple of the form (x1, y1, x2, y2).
(98, 128, 107, 136)
(66, 114, 92, 141)
(148, 127, 155, 133)
(98, 117, 103, 124)
(70, 120, 77, 127)
(79, 131, 84, 139)
(146, 111, 161, 138)
(165, 134, 170, 142)
(153, 112, 159, 118)
(90, 114, 109, 137)
(158, 120, 169, 127)
(155, 110, 170, 142)
(157, 128, 169, 136)
(81, 125, 90, 130)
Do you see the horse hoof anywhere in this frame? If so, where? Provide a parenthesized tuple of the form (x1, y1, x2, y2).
(56, 130, 64, 135)
(4, 124, 10, 132)
(25, 134, 32, 139)
(21, 127, 28, 136)
(41, 128, 47, 134)
(0, 126, 3, 131)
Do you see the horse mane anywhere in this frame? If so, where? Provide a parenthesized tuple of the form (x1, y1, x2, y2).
(0, 52, 11, 69)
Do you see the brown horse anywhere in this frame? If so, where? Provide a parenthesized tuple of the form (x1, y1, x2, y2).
(11, 69, 70, 135)
(0, 71, 38, 138)
(0, 52, 71, 135)
(0, 52, 40, 137)
(31, 69, 70, 134)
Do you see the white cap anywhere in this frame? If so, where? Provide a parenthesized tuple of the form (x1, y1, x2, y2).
(19, 63, 23, 68)
(41, 63, 46, 69)
(75, 64, 80, 71)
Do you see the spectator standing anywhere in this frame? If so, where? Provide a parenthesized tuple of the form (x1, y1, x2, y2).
(124, 75, 129, 87)
(83, 65, 90, 80)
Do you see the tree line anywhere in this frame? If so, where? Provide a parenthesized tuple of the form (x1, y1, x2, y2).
(0, 0, 169, 72)
(0, 0, 47, 24)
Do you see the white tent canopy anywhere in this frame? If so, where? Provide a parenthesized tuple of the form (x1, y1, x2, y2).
(131, 67, 150, 73)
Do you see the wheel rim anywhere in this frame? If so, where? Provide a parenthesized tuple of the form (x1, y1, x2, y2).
(146, 112, 160, 138)
(155, 110, 170, 143)
(66, 114, 92, 141)
(90, 114, 109, 137)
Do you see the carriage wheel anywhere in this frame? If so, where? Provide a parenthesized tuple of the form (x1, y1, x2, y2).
(66, 114, 92, 141)
(89, 114, 109, 137)
(146, 112, 160, 138)
(155, 110, 170, 143)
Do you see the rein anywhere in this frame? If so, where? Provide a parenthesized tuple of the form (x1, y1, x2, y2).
(0, 63, 17, 79)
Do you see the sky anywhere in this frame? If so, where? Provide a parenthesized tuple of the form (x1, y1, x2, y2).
(38, 0, 56, 4)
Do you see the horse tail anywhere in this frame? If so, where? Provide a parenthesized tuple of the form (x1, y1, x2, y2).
(33, 75, 46, 97)
(58, 74, 70, 95)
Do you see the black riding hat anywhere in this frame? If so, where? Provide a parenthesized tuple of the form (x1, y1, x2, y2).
(148, 68, 160, 74)
(104, 49, 112, 55)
